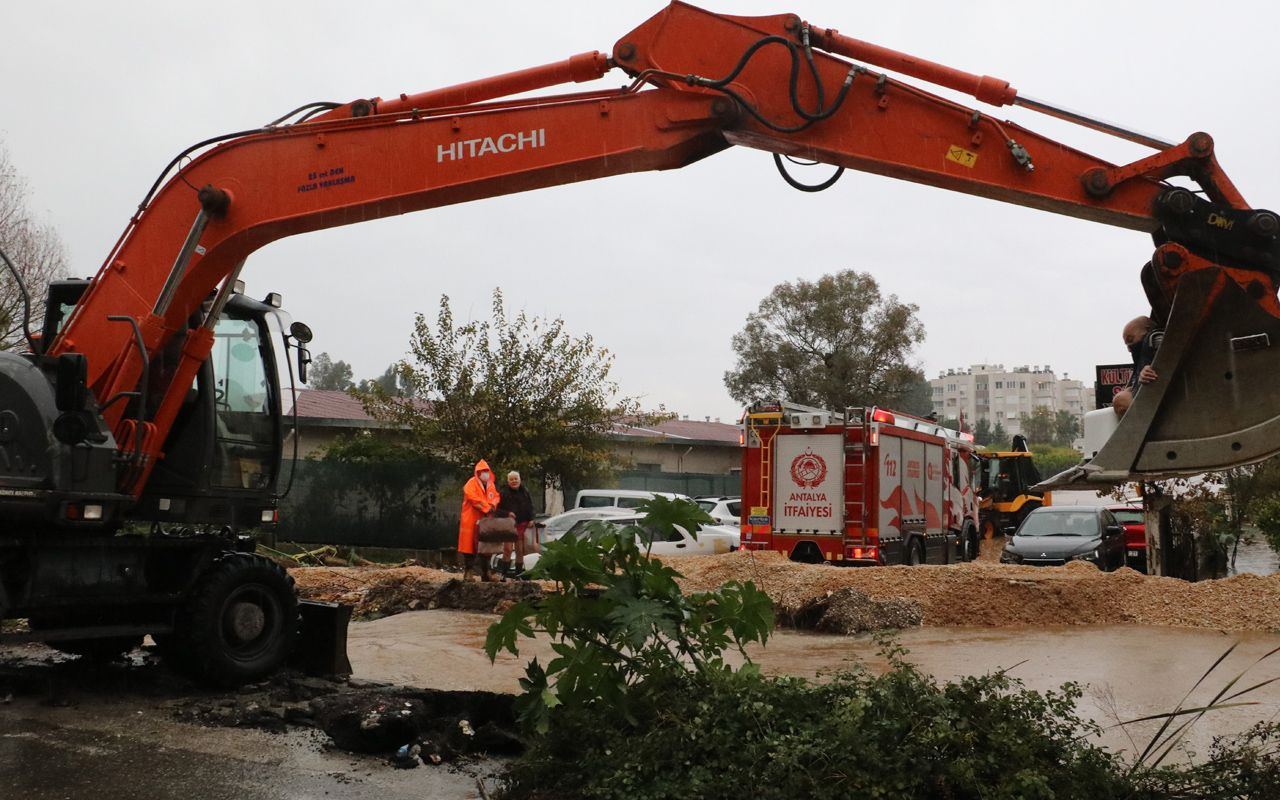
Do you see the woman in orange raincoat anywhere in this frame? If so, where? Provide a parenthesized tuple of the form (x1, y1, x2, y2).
(458, 459, 500, 581)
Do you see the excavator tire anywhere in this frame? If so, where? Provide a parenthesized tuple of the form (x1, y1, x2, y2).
(171, 553, 299, 686)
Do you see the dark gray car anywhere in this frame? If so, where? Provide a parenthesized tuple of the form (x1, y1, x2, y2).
(999, 506, 1126, 570)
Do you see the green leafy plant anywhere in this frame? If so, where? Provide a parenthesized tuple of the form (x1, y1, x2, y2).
(485, 496, 773, 733)
(487, 500, 1280, 799)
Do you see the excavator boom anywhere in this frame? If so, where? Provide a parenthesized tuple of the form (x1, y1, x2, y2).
(47, 1, 1280, 492)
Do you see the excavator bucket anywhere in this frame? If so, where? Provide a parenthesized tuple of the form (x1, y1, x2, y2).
(1040, 267, 1280, 489)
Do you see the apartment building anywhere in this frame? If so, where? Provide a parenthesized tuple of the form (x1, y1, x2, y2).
(929, 363, 1089, 436)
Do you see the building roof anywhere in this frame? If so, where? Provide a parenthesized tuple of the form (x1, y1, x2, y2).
(289, 390, 740, 445)
(290, 389, 373, 421)
(613, 417, 740, 445)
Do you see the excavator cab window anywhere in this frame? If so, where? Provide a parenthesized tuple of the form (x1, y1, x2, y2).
(209, 313, 276, 490)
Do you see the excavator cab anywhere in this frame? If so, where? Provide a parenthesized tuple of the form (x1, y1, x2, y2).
(37, 279, 303, 530)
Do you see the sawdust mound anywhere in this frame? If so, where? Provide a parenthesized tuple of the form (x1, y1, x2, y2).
(292, 551, 1280, 632)
(672, 550, 1280, 631)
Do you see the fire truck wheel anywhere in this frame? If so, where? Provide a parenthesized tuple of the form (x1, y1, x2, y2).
(174, 553, 300, 686)
(963, 528, 980, 562)
(905, 538, 926, 566)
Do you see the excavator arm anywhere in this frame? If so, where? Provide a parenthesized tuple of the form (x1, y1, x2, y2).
(50, 1, 1280, 495)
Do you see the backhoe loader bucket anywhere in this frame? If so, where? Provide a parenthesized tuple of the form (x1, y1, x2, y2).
(1039, 267, 1280, 489)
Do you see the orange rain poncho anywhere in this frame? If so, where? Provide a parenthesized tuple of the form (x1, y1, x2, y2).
(457, 459, 499, 554)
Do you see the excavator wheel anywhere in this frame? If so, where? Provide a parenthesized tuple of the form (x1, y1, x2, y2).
(171, 553, 299, 686)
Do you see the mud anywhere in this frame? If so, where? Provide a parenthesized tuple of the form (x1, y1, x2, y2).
(347, 609, 1280, 761)
(0, 641, 518, 799)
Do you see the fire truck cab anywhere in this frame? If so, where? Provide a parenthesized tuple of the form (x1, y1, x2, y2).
(740, 402, 980, 566)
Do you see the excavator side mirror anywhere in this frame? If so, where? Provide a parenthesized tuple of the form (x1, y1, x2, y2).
(54, 353, 88, 412)
(297, 346, 311, 384)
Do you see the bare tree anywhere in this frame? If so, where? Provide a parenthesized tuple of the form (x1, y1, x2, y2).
(0, 143, 68, 350)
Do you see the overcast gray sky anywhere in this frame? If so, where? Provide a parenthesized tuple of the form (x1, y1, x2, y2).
(4, 1, 1275, 422)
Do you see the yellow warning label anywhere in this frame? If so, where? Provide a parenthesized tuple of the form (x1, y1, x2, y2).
(946, 145, 978, 168)
(751, 506, 768, 517)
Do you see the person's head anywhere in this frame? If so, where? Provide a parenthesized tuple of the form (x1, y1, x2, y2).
(1122, 316, 1152, 349)
(507, 471, 521, 489)
(475, 459, 492, 483)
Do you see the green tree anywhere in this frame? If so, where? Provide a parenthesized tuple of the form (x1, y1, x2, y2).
(290, 432, 451, 543)
(1, 143, 67, 351)
(357, 363, 410, 397)
(723, 270, 926, 413)
(1053, 409, 1081, 447)
(973, 417, 994, 447)
(1018, 406, 1056, 445)
(992, 420, 1008, 447)
(898, 374, 935, 417)
(364, 289, 656, 491)
(307, 351, 355, 391)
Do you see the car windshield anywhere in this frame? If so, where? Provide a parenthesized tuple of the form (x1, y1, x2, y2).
(1111, 509, 1143, 525)
(1017, 511, 1100, 537)
(696, 500, 717, 513)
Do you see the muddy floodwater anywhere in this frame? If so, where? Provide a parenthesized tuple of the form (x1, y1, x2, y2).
(6, 610, 1280, 799)
(354, 610, 1280, 759)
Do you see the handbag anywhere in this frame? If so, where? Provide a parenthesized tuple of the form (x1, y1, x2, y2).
(477, 515, 519, 543)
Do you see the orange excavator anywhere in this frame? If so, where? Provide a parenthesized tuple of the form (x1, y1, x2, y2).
(2, 2, 1276, 681)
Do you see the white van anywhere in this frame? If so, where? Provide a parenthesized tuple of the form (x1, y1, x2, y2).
(573, 489, 690, 510)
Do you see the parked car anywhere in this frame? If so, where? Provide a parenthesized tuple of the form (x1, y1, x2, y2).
(573, 489, 690, 509)
(519, 515, 739, 572)
(533, 507, 634, 543)
(999, 506, 1126, 570)
(695, 496, 742, 527)
(1108, 504, 1147, 572)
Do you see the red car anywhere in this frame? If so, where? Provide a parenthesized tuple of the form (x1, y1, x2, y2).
(1108, 505, 1146, 572)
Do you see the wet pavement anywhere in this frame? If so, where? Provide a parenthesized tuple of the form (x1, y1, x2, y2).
(0, 644, 504, 800)
(5, 610, 1280, 797)
(1230, 534, 1279, 577)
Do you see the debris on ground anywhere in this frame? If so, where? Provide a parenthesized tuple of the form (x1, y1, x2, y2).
(780, 587, 924, 634)
(291, 567, 544, 618)
(309, 685, 520, 761)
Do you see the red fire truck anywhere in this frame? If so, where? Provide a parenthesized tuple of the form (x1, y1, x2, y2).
(740, 402, 980, 566)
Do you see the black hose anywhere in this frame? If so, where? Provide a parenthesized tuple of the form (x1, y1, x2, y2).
(0, 246, 35, 351)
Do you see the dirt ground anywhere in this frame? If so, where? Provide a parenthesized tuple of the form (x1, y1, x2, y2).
(292, 543, 1280, 632)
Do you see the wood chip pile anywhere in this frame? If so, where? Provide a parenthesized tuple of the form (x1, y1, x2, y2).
(290, 552, 1280, 631)
(674, 551, 1280, 631)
